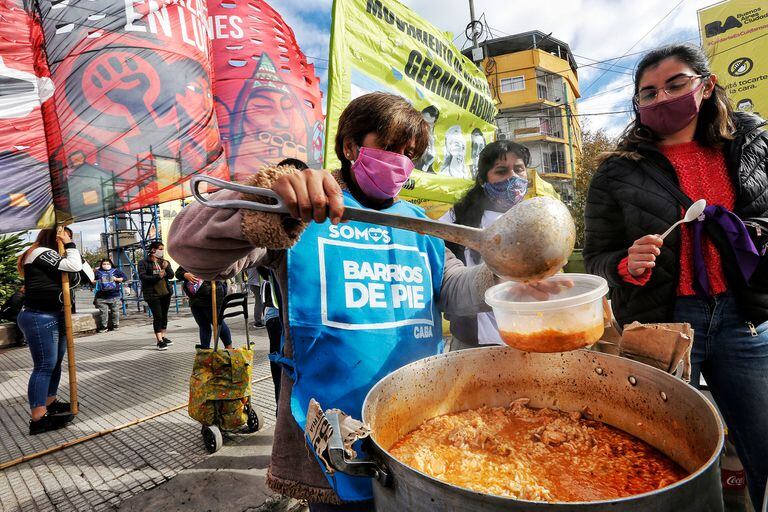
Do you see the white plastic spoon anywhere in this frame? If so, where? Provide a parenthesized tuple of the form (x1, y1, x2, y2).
(660, 199, 707, 240)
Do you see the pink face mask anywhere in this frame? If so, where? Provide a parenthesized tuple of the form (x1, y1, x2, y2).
(638, 81, 705, 136)
(350, 146, 415, 200)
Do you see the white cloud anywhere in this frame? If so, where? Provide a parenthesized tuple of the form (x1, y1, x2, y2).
(399, 0, 713, 135)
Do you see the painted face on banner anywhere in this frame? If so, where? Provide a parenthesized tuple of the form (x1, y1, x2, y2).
(229, 54, 312, 174)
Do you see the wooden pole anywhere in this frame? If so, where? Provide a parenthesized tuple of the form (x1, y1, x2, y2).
(0, 403, 187, 471)
(211, 281, 218, 350)
(58, 230, 79, 415)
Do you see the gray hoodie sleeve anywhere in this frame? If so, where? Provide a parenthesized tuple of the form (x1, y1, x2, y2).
(438, 247, 495, 316)
(167, 191, 278, 281)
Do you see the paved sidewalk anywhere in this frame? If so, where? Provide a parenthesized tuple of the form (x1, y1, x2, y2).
(0, 311, 278, 512)
(117, 426, 303, 512)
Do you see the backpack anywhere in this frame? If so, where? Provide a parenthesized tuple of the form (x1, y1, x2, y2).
(95, 269, 118, 293)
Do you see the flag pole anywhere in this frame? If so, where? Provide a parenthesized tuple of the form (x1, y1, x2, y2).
(57, 226, 79, 415)
(212, 281, 218, 349)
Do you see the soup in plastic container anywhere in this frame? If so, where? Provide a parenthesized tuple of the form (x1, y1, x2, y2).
(485, 273, 608, 353)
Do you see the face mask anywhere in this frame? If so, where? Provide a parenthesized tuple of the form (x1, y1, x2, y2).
(102, 264, 112, 270)
(483, 176, 528, 212)
(350, 146, 415, 201)
(638, 81, 705, 136)
(155, 250, 165, 259)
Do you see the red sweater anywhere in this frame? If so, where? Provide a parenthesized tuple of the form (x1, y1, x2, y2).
(618, 141, 735, 296)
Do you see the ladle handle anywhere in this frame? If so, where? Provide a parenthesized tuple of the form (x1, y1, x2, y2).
(191, 175, 485, 249)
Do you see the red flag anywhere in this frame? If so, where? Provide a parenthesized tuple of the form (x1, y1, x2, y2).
(208, 0, 325, 179)
(0, 1, 55, 231)
(36, 0, 228, 222)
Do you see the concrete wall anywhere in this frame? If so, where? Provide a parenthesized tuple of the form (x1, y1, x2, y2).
(0, 311, 99, 348)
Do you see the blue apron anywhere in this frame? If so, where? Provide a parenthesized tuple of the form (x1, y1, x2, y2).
(284, 191, 445, 501)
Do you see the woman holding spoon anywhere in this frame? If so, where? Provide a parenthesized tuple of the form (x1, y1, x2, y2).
(584, 43, 768, 506)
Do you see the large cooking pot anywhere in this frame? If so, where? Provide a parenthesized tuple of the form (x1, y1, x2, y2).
(326, 346, 724, 511)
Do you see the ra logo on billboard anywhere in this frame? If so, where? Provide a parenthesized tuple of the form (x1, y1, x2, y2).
(705, 16, 743, 38)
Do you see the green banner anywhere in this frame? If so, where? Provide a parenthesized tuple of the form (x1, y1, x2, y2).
(325, 0, 498, 215)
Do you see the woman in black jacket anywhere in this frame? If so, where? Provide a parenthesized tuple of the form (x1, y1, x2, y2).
(16, 228, 81, 434)
(175, 266, 232, 349)
(138, 241, 175, 351)
(584, 44, 768, 506)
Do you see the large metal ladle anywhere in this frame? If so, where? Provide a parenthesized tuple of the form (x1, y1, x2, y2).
(190, 175, 576, 282)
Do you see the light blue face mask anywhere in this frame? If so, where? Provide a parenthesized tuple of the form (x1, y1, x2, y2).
(482, 175, 528, 211)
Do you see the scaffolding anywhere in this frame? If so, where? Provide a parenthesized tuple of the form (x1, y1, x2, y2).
(99, 150, 183, 316)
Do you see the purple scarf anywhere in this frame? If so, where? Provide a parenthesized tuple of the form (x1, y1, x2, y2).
(691, 205, 762, 297)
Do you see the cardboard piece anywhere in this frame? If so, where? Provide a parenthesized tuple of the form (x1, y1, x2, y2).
(618, 322, 693, 381)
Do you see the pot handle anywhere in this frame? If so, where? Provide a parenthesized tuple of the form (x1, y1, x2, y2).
(326, 412, 391, 487)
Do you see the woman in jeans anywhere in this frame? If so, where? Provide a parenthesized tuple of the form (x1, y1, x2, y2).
(584, 43, 768, 506)
(176, 266, 232, 349)
(138, 241, 174, 351)
(16, 228, 81, 435)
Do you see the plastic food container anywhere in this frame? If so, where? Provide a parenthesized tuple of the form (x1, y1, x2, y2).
(485, 273, 608, 353)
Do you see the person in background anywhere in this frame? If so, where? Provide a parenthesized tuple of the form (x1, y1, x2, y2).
(584, 43, 768, 506)
(262, 157, 305, 404)
(16, 228, 80, 434)
(245, 266, 265, 328)
(138, 241, 174, 351)
(176, 265, 232, 349)
(1, 286, 26, 346)
(441, 140, 531, 351)
(93, 258, 126, 332)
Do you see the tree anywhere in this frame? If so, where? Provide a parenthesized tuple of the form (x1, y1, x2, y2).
(81, 247, 106, 270)
(0, 233, 28, 304)
(570, 128, 617, 248)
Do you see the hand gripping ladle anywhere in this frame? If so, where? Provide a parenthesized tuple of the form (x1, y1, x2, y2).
(190, 175, 576, 282)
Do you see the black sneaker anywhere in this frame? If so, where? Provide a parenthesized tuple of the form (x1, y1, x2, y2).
(47, 400, 71, 415)
(157, 340, 169, 351)
(30, 412, 74, 435)
(162, 337, 173, 346)
(108, 327, 117, 332)
(96, 327, 107, 333)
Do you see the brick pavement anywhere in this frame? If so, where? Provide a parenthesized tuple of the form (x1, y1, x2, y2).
(0, 309, 277, 512)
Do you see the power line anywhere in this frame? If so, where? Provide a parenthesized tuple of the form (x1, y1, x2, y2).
(580, 0, 686, 95)
(503, 110, 632, 119)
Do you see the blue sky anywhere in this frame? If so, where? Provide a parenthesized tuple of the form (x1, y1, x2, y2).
(281, 0, 715, 135)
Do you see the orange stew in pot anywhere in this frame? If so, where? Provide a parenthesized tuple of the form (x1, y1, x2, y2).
(389, 399, 687, 502)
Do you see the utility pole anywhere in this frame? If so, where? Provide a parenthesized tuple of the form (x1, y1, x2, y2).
(469, 0, 479, 48)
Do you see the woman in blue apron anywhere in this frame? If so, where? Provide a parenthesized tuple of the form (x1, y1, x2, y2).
(169, 93, 499, 511)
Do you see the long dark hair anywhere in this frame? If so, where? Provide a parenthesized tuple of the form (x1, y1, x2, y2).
(17, 229, 59, 277)
(98, 258, 116, 268)
(616, 44, 735, 152)
(452, 140, 531, 229)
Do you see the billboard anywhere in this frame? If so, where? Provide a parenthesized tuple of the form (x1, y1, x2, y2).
(325, 0, 498, 217)
(699, 0, 768, 118)
(36, 0, 229, 225)
(208, 0, 325, 179)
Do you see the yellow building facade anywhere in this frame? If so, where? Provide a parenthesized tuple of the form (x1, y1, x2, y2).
(465, 31, 582, 202)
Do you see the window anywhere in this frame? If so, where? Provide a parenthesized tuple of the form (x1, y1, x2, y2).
(536, 73, 564, 102)
(500, 76, 525, 93)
